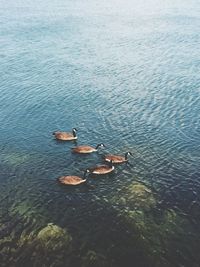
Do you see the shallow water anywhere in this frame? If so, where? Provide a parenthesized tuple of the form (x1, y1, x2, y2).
(0, 0, 200, 266)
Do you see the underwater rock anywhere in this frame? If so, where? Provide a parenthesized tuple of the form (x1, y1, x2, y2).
(36, 223, 72, 252)
(82, 250, 107, 267)
(1, 223, 73, 267)
(125, 182, 156, 211)
(109, 181, 199, 266)
(120, 208, 195, 267)
(111, 182, 156, 212)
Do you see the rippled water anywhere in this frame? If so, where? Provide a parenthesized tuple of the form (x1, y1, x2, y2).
(1, 0, 200, 266)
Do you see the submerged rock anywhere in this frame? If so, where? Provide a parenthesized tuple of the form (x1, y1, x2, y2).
(108, 181, 200, 266)
(111, 182, 156, 212)
(125, 182, 156, 211)
(3, 223, 73, 267)
(119, 207, 195, 266)
(37, 223, 72, 252)
(17, 223, 73, 266)
(82, 250, 107, 267)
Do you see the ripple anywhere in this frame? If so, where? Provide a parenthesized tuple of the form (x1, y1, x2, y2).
(1, 0, 200, 266)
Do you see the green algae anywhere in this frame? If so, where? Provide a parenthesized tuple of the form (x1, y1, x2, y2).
(82, 250, 107, 267)
(0, 222, 73, 267)
(112, 207, 194, 267)
(11, 201, 34, 217)
(106, 180, 200, 266)
(36, 223, 72, 252)
(111, 181, 156, 212)
(124, 182, 156, 211)
(0, 152, 30, 167)
(0, 175, 199, 267)
(8, 197, 47, 229)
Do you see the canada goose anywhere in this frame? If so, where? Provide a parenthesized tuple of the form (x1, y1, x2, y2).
(53, 128, 78, 141)
(88, 160, 114, 175)
(104, 152, 132, 164)
(72, 143, 105, 154)
(58, 170, 90, 186)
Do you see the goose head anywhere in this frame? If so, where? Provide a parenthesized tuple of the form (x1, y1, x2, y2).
(108, 159, 113, 167)
(125, 151, 133, 160)
(72, 128, 78, 137)
(96, 143, 105, 149)
(84, 169, 91, 178)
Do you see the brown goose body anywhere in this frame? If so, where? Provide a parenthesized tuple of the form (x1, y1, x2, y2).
(104, 152, 132, 164)
(72, 143, 105, 154)
(53, 128, 77, 141)
(58, 175, 86, 185)
(104, 154, 127, 164)
(72, 145, 96, 154)
(89, 164, 114, 175)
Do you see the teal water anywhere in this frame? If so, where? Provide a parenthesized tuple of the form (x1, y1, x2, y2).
(1, 0, 200, 266)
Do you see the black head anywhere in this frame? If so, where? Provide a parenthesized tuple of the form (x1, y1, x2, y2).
(108, 159, 113, 167)
(125, 151, 133, 159)
(72, 128, 78, 137)
(96, 143, 105, 149)
(84, 169, 90, 179)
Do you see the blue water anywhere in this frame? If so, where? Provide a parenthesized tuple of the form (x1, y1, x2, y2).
(1, 0, 200, 266)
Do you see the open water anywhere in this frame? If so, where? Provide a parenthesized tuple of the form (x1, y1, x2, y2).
(0, 0, 200, 266)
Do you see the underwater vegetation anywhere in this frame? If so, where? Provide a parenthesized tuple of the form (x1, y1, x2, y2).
(111, 181, 157, 211)
(0, 221, 72, 267)
(0, 152, 30, 167)
(0, 149, 199, 267)
(37, 223, 72, 251)
(1, 178, 200, 267)
(81, 250, 107, 267)
(109, 181, 200, 267)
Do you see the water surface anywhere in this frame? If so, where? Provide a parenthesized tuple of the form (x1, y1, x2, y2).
(0, 0, 200, 266)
